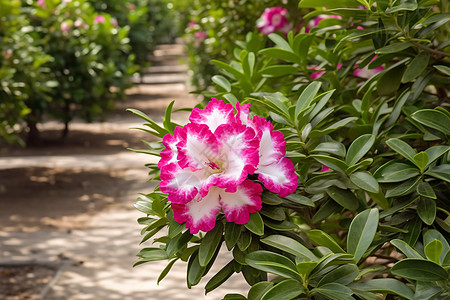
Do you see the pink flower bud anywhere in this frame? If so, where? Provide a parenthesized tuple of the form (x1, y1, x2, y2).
(60, 21, 71, 33)
(94, 15, 106, 24)
(37, 0, 46, 8)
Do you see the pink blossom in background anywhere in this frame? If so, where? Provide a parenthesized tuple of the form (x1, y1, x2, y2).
(111, 18, 118, 27)
(257, 7, 291, 35)
(309, 64, 342, 79)
(74, 19, 83, 28)
(37, 0, 46, 8)
(188, 21, 196, 27)
(194, 32, 207, 39)
(94, 15, 106, 24)
(305, 14, 342, 33)
(159, 99, 298, 233)
(320, 165, 330, 172)
(128, 4, 135, 10)
(353, 55, 384, 78)
(60, 21, 71, 33)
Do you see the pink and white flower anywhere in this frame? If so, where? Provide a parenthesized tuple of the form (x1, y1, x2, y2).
(257, 7, 291, 35)
(305, 14, 342, 33)
(60, 21, 71, 33)
(353, 55, 384, 78)
(37, 0, 46, 8)
(158, 98, 298, 233)
(94, 15, 106, 24)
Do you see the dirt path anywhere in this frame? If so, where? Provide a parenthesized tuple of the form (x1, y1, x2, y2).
(0, 43, 248, 300)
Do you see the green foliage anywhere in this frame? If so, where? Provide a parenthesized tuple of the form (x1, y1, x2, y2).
(132, 0, 450, 299)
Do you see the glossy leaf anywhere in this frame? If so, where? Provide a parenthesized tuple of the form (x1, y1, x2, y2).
(212, 75, 231, 92)
(309, 117, 358, 138)
(326, 186, 359, 211)
(424, 239, 443, 265)
(391, 258, 448, 282)
(261, 279, 304, 300)
(295, 81, 321, 120)
(225, 222, 242, 250)
(385, 177, 420, 198)
(391, 239, 423, 259)
(311, 283, 354, 300)
(345, 134, 375, 166)
(375, 162, 420, 183)
(386, 138, 416, 164)
(417, 181, 436, 199)
(245, 250, 302, 281)
(417, 196, 437, 224)
(347, 208, 379, 262)
(434, 64, 450, 76)
(157, 259, 178, 284)
(247, 282, 273, 300)
(424, 229, 450, 264)
(402, 52, 430, 83)
(245, 212, 264, 236)
(310, 154, 348, 174)
(199, 222, 223, 267)
(317, 264, 359, 286)
(261, 235, 317, 261)
(312, 142, 346, 157)
(375, 42, 412, 54)
(205, 261, 235, 294)
(411, 109, 450, 135)
(413, 151, 429, 172)
(349, 278, 414, 299)
(350, 171, 380, 193)
(425, 164, 450, 182)
(308, 230, 345, 253)
(404, 216, 422, 247)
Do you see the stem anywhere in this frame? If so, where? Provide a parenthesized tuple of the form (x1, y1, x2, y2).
(410, 41, 450, 58)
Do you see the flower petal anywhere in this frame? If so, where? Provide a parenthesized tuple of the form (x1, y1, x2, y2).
(189, 98, 235, 133)
(257, 157, 298, 197)
(160, 163, 203, 204)
(251, 116, 286, 166)
(172, 187, 221, 234)
(212, 123, 259, 192)
(235, 102, 251, 125)
(176, 123, 219, 170)
(219, 180, 263, 224)
(159, 127, 182, 167)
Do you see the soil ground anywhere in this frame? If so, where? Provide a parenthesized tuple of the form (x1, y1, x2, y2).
(0, 43, 248, 299)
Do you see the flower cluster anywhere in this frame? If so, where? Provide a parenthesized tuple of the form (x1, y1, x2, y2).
(257, 7, 291, 35)
(158, 99, 298, 233)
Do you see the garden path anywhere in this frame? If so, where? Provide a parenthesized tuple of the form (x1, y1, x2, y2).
(0, 43, 248, 299)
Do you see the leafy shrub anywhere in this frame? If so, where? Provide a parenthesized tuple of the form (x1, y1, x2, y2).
(133, 0, 450, 299)
(0, 0, 53, 145)
(184, 0, 302, 92)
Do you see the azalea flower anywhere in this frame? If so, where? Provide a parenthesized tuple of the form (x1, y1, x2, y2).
(37, 0, 46, 8)
(60, 21, 71, 33)
(308, 64, 342, 79)
(353, 55, 384, 78)
(257, 7, 291, 35)
(159, 99, 298, 233)
(94, 15, 106, 24)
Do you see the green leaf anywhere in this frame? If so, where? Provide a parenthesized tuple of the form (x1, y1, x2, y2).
(411, 109, 450, 135)
(163, 100, 176, 133)
(424, 229, 450, 264)
(245, 250, 302, 281)
(417, 181, 437, 199)
(386, 138, 417, 164)
(413, 151, 429, 172)
(377, 66, 405, 96)
(205, 261, 235, 294)
(350, 171, 380, 193)
(318, 264, 359, 286)
(296, 261, 317, 279)
(212, 75, 231, 92)
(237, 230, 252, 251)
(347, 208, 379, 262)
(425, 164, 450, 182)
(404, 216, 422, 247)
(157, 259, 178, 284)
(425, 240, 444, 265)
(385, 176, 421, 197)
(222, 294, 247, 300)
(261, 279, 304, 300)
(312, 142, 346, 157)
(136, 248, 169, 261)
(311, 283, 354, 300)
(309, 117, 358, 138)
(261, 65, 299, 77)
(307, 230, 345, 253)
(166, 229, 193, 257)
(268, 33, 292, 51)
(199, 222, 223, 267)
(375, 42, 412, 54)
(259, 48, 300, 64)
(402, 52, 430, 83)
(424, 146, 450, 169)
(386, 2, 418, 13)
(295, 81, 322, 121)
(434, 65, 450, 76)
(326, 186, 359, 211)
(391, 239, 423, 259)
(349, 278, 414, 299)
(391, 258, 448, 282)
(346, 134, 375, 166)
(187, 251, 205, 287)
(211, 60, 244, 79)
(245, 212, 264, 236)
(248, 282, 273, 300)
(375, 162, 420, 183)
(261, 235, 317, 261)
(225, 222, 242, 250)
(310, 155, 349, 174)
(284, 194, 315, 207)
